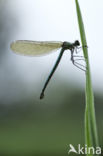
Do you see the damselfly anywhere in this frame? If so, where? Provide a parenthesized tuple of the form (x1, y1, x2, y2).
(10, 40, 85, 99)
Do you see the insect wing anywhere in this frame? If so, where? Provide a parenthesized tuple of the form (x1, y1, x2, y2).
(10, 40, 63, 56)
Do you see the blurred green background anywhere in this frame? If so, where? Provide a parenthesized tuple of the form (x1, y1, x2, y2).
(0, 0, 103, 155)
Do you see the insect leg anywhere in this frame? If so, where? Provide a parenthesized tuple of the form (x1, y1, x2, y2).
(73, 61, 86, 68)
(71, 51, 86, 71)
(73, 62, 86, 71)
(73, 55, 84, 58)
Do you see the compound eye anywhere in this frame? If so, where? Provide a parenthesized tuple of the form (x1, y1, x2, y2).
(75, 40, 80, 46)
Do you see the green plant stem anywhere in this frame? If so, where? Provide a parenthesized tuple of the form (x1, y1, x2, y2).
(75, 0, 99, 155)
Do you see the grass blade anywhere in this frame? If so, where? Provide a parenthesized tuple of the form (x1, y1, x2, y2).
(75, 0, 99, 155)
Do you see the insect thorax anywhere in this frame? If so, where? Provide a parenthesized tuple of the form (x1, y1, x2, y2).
(62, 40, 80, 51)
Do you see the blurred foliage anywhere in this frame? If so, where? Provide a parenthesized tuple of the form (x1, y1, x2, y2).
(0, 84, 103, 156)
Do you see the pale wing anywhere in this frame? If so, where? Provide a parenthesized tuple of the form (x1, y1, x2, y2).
(10, 40, 63, 56)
